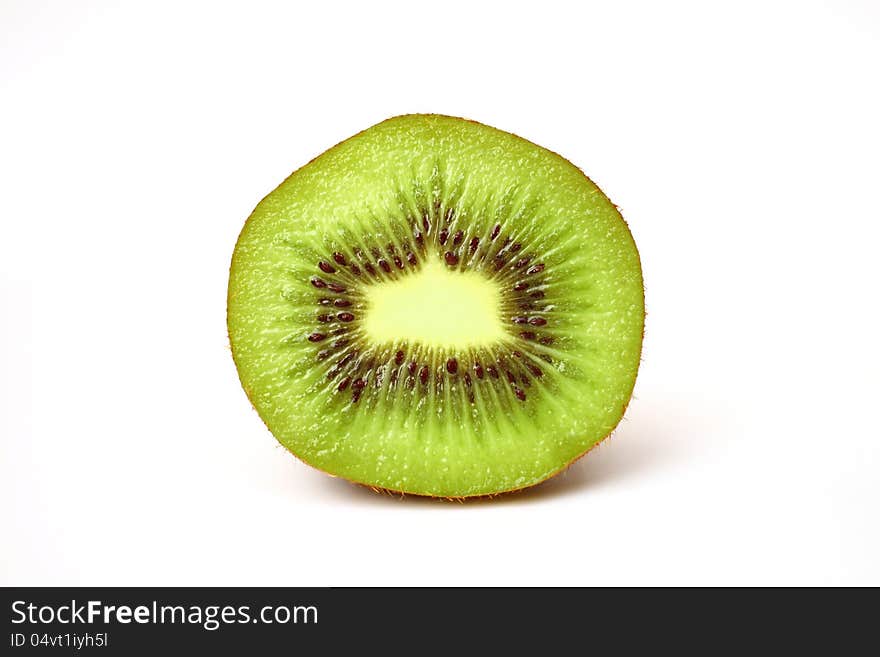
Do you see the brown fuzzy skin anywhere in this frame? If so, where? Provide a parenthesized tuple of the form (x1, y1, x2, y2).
(227, 113, 645, 501)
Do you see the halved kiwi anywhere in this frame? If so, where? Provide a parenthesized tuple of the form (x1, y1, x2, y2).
(227, 115, 644, 498)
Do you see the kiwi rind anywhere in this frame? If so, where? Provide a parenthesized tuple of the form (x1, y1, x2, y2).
(228, 114, 644, 498)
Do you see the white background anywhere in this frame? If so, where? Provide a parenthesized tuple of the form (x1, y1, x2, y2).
(2, 0, 878, 586)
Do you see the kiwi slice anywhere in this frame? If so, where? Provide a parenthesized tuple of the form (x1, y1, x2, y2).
(228, 115, 644, 498)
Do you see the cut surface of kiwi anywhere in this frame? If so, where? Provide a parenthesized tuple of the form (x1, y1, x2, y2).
(227, 115, 644, 497)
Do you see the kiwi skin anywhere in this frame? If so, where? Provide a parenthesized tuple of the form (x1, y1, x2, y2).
(228, 114, 645, 499)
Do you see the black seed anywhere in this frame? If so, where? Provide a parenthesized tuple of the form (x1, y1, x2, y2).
(512, 316, 528, 324)
(317, 314, 332, 322)
(487, 365, 499, 379)
(350, 264, 361, 276)
(319, 261, 336, 274)
(513, 282, 529, 291)
(332, 338, 349, 348)
(330, 327, 347, 335)
(414, 230, 424, 247)
(514, 258, 530, 269)
(352, 378, 366, 390)
(338, 377, 351, 391)
(439, 228, 449, 245)
(528, 364, 543, 377)
(333, 298, 351, 308)
(387, 242, 396, 254)
(310, 277, 327, 289)
(378, 259, 391, 273)
(337, 312, 354, 322)
(365, 263, 377, 276)
(395, 350, 405, 365)
(390, 369, 399, 386)
(467, 390, 476, 404)
(520, 376, 531, 388)
(514, 387, 526, 401)
(452, 230, 464, 246)
(338, 353, 355, 367)
(474, 362, 484, 379)
(327, 367, 341, 380)
(490, 224, 501, 240)
(494, 255, 506, 269)
(512, 350, 523, 358)
(393, 255, 403, 269)
(419, 365, 429, 385)
(539, 336, 554, 345)
(530, 290, 545, 299)
(317, 350, 332, 361)
(506, 370, 515, 383)
(445, 251, 459, 266)
(529, 317, 547, 326)
(327, 283, 346, 293)
(333, 252, 347, 266)
(510, 243, 522, 253)
(527, 263, 545, 275)
(463, 372, 472, 387)
(422, 216, 430, 233)
(370, 247, 381, 259)
(308, 333, 326, 342)
(520, 331, 536, 341)
(407, 252, 417, 266)
(469, 236, 480, 253)
(352, 388, 363, 403)
(446, 358, 458, 374)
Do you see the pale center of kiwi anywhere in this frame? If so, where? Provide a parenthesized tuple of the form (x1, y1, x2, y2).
(362, 257, 505, 349)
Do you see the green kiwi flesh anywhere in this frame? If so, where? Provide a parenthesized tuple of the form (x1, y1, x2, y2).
(227, 115, 644, 497)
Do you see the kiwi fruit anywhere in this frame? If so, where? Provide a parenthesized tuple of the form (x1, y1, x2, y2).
(227, 114, 644, 498)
